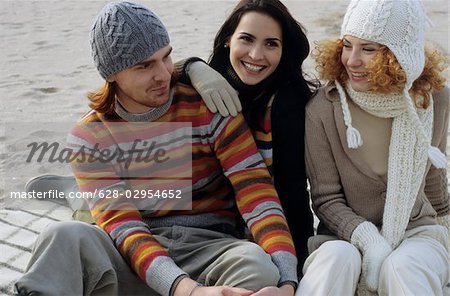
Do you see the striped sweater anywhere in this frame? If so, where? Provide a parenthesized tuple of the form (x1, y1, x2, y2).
(253, 96, 275, 175)
(67, 83, 297, 295)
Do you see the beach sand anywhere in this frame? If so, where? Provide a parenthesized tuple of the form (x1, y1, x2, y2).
(0, 0, 448, 294)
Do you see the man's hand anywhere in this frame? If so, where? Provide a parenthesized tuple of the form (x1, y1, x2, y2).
(174, 278, 253, 296)
(188, 61, 241, 117)
(195, 286, 253, 296)
(250, 284, 295, 296)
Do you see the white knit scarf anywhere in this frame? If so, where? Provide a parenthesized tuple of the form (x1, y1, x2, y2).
(336, 81, 433, 248)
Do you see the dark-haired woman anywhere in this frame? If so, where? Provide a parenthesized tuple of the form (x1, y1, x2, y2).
(180, 0, 318, 273)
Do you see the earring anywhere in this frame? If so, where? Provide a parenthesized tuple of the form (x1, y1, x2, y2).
(224, 43, 229, 48)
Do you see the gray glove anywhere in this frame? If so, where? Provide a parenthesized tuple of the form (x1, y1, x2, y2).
(187, 61, 241, 117)
(351, 221, 393, 292)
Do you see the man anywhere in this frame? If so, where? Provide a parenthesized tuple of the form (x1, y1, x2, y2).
(15, 2, 297, 295)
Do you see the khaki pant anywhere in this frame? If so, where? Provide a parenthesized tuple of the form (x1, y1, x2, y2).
(15, 221, 280, 296)
(297, 225, 449, 296)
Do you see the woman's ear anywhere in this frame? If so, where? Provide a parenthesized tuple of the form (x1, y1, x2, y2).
(224, 37, 231, 48)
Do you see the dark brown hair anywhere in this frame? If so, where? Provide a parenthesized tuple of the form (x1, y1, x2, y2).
(210, 0, 310, 83)
(209, 0, 316, 127)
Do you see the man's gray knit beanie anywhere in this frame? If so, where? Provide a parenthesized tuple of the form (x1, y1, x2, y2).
(90, 1, 170, 79)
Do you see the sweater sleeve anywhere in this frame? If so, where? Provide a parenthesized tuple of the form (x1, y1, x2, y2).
(67, 119, 186, 296)
(305, 99, 365, 241)
(206, 112, 298, 285)
(173, 57, 206, 85)
(424, 87, 450, 217)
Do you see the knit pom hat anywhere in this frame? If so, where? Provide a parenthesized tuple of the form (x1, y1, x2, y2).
(90, 1, 170, 79)
(339, 0, 446, 169)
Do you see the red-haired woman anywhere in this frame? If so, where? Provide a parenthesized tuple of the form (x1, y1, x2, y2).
(298, 0, 449, 295)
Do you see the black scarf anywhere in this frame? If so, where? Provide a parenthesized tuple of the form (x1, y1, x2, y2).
(224, 66, 281, 130)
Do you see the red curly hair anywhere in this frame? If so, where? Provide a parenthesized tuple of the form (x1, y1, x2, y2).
(313, 38, 448, 108)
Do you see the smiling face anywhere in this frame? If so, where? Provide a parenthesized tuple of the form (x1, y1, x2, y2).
(110, 45, 174, 113)
(341, 35, 381, 92)
(228, 11, 282, 85)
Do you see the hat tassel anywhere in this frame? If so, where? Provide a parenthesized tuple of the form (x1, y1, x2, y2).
(346, 126, 363, 149)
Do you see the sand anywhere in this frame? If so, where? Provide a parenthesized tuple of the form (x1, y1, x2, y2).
(0, 0, 448, 294)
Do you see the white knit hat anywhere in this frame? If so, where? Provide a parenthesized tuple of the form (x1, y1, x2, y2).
(341, 0, 426, 86)
(339, 0, 446, 168)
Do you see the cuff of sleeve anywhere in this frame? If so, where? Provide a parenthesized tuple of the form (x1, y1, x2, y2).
(169, 274, 189, 296)
(278, 280, 298, 290)
(174, 57, 206, 85)
(350, 221, 384, 252)
(271, 251, 299, 286)
(145, 256, 188, 296)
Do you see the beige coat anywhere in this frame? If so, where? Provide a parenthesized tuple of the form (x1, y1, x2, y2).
(305, 83, 449, 242)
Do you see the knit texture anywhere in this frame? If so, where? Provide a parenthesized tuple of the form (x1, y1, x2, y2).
(253, 96, 275, 175)
(351, 222, 392, 291)
(176, 57, 315, 267)
(67, 83, 298, 294)
(341, 0, 425, 84)
(305, 84, 449, 242)
(437, 215, 450, 239)
(340, 0, 446, 168)
(90, 1, 170, 79)
(344, 82, 433, 248)
(306, 84, 449, 295)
